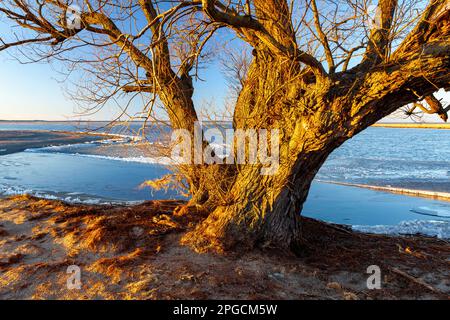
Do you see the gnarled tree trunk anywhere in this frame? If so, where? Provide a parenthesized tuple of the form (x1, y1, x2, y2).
(183, 20, 450, 252)
(182, 52, 349, 251)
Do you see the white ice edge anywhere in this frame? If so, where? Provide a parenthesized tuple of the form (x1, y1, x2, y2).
(23, 137, 129, 152)
(316, 179, 450, 201)
(23, 151, 225, 166)
(46, 129, 144, 142)
(71, 153, 175, 165)
(74, 131, 144, 142)
(0, 185, 143, 205)
(353, 220, 450, 239)
(24, 146, 191, 166)
(24, 148, 181, 165)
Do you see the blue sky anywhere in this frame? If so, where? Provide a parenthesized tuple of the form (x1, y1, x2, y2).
(0, 52, 229, 121)
(1, 53, 447, 122)
(0, 56, 86, 120)
(1, 50, 449, 122)
(0, 3, 231, 121)
(0, 7, 448, 122)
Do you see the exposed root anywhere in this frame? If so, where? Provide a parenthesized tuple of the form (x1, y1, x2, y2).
(389, 267, 443, 295)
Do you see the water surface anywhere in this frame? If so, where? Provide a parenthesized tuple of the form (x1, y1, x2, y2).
(1, 122, 449, 237)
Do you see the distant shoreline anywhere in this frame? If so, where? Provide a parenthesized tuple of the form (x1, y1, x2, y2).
(0, 130, 112, 156)
(373, 123, 450, 129)
(1, 120, 449, 129)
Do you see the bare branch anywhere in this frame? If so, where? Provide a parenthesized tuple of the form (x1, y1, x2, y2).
(394, 0, 449, 58)
(0, 36, 53, 51)
(122, 85, 154, 93)
(311, 0, 335, 73)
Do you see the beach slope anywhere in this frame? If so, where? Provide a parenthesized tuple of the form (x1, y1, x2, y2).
(0, 131, 108, 155)
(0, 195, 448, 300)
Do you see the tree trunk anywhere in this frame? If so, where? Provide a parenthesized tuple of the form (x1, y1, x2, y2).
(182, 147, 337, 253)
(182, 36, 450, 253)
(181, 0, 450, 252)
(182, 51, 346, 252)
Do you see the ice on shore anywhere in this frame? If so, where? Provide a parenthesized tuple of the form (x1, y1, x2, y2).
(0, 184, 140, 205)
(353, 220, 450, 239)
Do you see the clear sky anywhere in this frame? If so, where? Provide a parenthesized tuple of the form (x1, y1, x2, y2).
(0, 52, 229, 121)
(0, 1, 234, 122)
(0, 18, 448, 122)
(2, 53, 447, 122)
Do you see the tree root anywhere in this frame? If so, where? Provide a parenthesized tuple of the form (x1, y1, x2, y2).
(389, 267, 445, 296)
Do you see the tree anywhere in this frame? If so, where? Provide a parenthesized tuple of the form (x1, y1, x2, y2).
(1, 0, 449, 253)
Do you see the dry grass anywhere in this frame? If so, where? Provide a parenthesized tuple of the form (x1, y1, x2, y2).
(0, 194, 449, 300)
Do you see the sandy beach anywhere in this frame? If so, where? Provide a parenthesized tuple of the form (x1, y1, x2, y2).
(0, 131, 109, 156)
(0, 195, 449, 300)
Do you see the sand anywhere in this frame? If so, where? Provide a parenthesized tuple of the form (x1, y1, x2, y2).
(0, 195, 448, 300)
(0, 131, 110, 155)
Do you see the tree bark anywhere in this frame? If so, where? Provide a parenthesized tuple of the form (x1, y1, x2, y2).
(183, 24, 450, 252)
(182, 147, 337, 252)
(182, 51, 347, 252)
